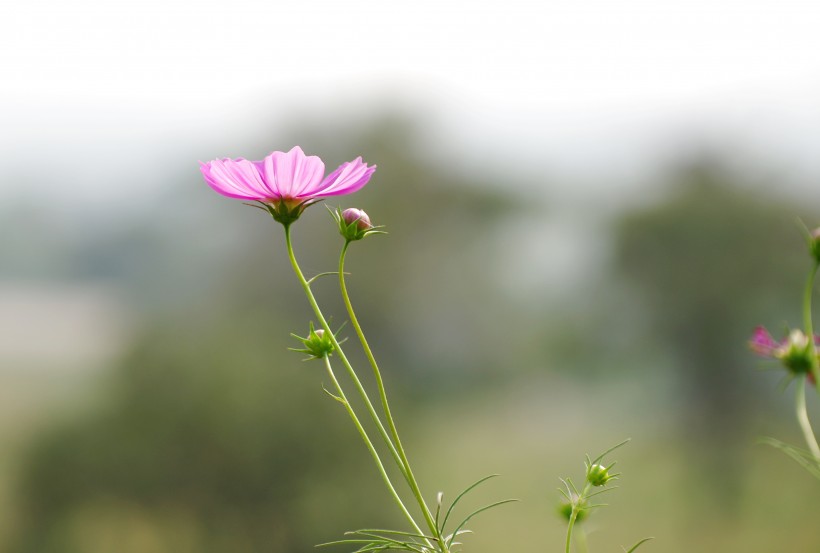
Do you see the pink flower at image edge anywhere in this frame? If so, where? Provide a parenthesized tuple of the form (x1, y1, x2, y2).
(749, 326, 820, 385)
(200, 146, 376, 204)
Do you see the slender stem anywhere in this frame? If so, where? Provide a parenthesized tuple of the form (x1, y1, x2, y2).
(565, 483, 591, 553)
(803, 261, 820, 393)
(795, 378, 820, 459)
(283, 226, 407, 477)
(565, 512, 577, 553)
(339, 242, 441, 542)
(322, 356, 427, 542)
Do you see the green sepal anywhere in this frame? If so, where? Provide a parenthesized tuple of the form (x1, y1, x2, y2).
(290, 321, 344, 361)
(245, 199, 320, 226)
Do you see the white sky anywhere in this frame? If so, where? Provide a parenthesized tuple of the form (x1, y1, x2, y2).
(2, 0, 820, 205)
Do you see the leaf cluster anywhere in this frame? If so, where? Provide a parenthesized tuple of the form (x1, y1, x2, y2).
(319, 475, 516, 553)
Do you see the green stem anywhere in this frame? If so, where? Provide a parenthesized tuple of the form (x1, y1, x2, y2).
(283, 226, 407, 478)
(339, 243, 442, 544)
(803, 261, 820, 394)
(565, 512, 577, 553)
(565, 483, 591, 553)
(795, 378, 820, 460)
(322, 356, 427, 542)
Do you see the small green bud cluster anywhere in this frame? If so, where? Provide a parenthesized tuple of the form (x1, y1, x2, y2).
(558, 440, 628, 525)
(290, 321, 337, 360)
(557, 441, 652, 553)
(775, 329, 815, 376)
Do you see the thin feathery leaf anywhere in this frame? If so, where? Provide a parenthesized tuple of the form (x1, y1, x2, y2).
(591, 439, 631, 465)
(446, 499, 518, 547)
(623, 537, 654, 553)
(440, 474, 499, 533)
(307, 271, 341, 285)
(353, 529, 437, 541)
(319, 537, 422, 553)
(796, 217, 813, 246)
(776, 374, 795, 394)
(585, 486, 618, 499)
(321, 385, 345, 404)
(242, 201, 270, 212)
(759, 437, 820, 479)
(344, 530, 429, 553)
(566, 477, 581, 495)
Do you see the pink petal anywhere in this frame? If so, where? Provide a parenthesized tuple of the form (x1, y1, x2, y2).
(315, 157, 376, 197)
(261, 146, 325, 199)
(749, 326, 779, 357)
(200, 158, 273, 200)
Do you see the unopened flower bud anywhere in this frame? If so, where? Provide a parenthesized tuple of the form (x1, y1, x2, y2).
(335, 207, 381, 242)
(775, 329, 814, 376)
(290, 322, 336, 360)
(343, 208, 372, 231)
(810, 228, 820, 264)
(586, 463, 613, 487)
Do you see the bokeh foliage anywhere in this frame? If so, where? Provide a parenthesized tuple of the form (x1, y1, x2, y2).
(3, 119, 820, 552)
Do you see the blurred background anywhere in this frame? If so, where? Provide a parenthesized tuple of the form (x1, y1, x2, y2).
(2, 1, 820, 551)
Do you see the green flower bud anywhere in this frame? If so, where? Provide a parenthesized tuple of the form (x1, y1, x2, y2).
(775, 329, 815, 376)
(586, 463, 614, 487)
(290, 322, 336, 360)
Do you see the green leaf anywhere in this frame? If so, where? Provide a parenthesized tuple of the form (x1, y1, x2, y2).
(440, 474, 498, 533)
(446, 498, 518, 547)
(759, 437, 820, 479)
(623, 537, 654, 553)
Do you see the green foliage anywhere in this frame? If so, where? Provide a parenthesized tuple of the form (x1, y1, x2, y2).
(318, 475, 515, 553)
(758, 437, 820, 480)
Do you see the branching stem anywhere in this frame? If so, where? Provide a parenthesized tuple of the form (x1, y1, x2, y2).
(284, 225, 405, 474)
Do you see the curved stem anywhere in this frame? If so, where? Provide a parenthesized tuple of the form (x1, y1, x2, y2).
(283, 226, 407, 477)
(339, 243, 442, 543)
(803, 261, 820, 394)
(796, 378, 820, 460)
(322, 356, 427, 541)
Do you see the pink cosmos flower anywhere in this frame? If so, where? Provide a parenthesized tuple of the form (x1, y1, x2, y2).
(750, 326, 820, 385)
(200, 146, 375, 224)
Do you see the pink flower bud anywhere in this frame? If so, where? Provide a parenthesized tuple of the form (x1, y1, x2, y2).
(342, 208, 372, 231)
